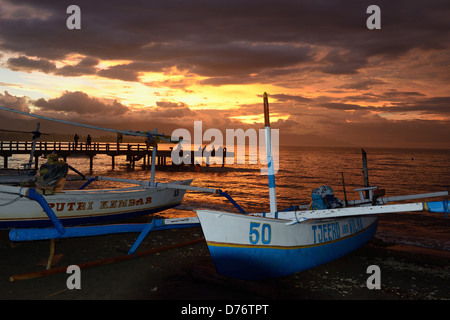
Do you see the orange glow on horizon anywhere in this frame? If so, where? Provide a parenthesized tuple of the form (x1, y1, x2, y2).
(229, 113, 290, 124)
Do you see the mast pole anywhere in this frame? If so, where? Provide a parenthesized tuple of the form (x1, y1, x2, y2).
(263, 92, 278, 216)
(150, 129, 158, 187)
(362, 148, 370, 199)
(28, 122, 40, 170)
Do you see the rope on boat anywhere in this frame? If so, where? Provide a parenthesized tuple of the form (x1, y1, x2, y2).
(0, 195, 22, 206)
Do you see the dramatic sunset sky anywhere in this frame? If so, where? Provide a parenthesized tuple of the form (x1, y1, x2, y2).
(0, 0, 449, 148)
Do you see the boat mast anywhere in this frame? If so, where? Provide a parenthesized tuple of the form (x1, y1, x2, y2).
(150, 129, 157, 187)
(362, 148, 370, 199)
(29, 122, 40, 168)
(263, 92, 278, 216)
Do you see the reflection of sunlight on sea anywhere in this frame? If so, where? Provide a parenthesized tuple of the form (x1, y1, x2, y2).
(3, 146, 449, 250)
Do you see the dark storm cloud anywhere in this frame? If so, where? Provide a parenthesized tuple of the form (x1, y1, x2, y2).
(7, 56, 56, 73)
(1, 0, 448, 83)
(186, 43, 313, 77)
(32, 91, 129, 116)
(318, 96, 450, 116)
(324, 118, 450, 148)
(271, 93, 312, 103)
(1, 0, 449, 148)
(0, 90, 200, 132)
(316, 49, 368, 75)
(156, 101, 189, 109)
(55, 56, 99, 77)
(343, 90, 428, 104)
(337, 79, 387, 90)
(7, 54, 99, 78)
(386, 97, 450, 115)
(320, 102, 370, 111)
(96, 64, 141, 82)
(0, 90, 30, 112)
(381, 90, 427, 98)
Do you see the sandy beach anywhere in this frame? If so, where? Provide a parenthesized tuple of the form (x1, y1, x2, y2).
(1, 223, 448, 302)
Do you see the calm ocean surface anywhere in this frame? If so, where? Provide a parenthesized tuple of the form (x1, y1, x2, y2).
(4, 146, 450, 251)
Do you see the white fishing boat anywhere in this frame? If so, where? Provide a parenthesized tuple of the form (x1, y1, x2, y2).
(0, 178, 192, 229)
(0, 106, 193, 231)
(0, 106, 256, 263)
(196, 93, 449, 280)
(196, 210, 378, 280)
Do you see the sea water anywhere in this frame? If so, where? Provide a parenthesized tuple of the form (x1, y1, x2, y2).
(3, 146, 449, 251)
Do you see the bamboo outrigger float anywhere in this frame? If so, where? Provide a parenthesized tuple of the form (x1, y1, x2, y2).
(195, 93, 449, 280)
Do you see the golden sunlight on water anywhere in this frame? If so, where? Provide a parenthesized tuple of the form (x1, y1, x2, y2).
(3, 146, 449, 250)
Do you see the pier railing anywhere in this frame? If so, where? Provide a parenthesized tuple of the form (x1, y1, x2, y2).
(0, 141, 152, 153)
(0, 141, 233, 171)
(0, 141, 158, 171)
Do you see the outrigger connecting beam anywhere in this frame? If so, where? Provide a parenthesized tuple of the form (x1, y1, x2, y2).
(281, 199, 450, 224)
(5, 179, 246, 254)
(10, 217, 199, 245)
(347, 190, 449, 206)
(375, 191, 449, 205)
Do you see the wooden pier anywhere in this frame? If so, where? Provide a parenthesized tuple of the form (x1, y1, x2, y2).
(0, 141, 232, 172)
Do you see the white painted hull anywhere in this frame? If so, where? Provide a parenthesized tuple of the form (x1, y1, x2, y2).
(196, 210, 378, 279)
(0, 179, 192, 229)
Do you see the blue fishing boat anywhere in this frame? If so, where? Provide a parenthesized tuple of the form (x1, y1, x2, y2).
(196, 93, 449, 280)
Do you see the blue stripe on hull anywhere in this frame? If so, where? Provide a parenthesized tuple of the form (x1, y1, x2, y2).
(207, 221, 378, 280)
(0, 203, 181, 229)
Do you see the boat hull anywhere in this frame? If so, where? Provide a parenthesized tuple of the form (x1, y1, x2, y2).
(0, 179, 192, 229)
(196, 210, 378, 280)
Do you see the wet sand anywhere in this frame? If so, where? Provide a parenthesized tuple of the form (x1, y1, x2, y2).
(1, 224, 448, 303)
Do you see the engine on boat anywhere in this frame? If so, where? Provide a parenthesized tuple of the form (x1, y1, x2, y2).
(310, 185, 344, 210)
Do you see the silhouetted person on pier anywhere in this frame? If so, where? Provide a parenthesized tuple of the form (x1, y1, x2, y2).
(86, 134, 92, 150)
(74, 133, 79, 150)
(222, 147, 226, 167)
(217, 146, 224, 167)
